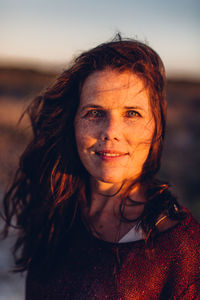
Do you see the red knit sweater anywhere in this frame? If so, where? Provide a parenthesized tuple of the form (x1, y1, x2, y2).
(26, 208, 200, 299)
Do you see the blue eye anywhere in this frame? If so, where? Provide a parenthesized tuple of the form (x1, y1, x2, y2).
(126, 110, 140, 118)
(86, 110, 103, 119)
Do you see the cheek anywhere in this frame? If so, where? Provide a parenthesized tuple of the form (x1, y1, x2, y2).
(75, 120, 96, 151)
(127, 125, 154, 148)
(136, 120, 155, 144)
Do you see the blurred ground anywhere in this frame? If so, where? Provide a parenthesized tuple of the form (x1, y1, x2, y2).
(0, 66, 200, 299)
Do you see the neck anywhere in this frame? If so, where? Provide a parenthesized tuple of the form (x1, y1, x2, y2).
(86, 177, 145, 219)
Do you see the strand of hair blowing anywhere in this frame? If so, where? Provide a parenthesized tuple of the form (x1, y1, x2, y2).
(1, 36, 186, 272)
(2, 69, 89, 271)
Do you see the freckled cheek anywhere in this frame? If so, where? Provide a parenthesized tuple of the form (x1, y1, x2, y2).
(75, 122, 97, 151)
(128, 121, 154, 143)
(125, 131, 153, 152)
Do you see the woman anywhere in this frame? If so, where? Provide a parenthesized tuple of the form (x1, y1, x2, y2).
(2, 35, 200, 299)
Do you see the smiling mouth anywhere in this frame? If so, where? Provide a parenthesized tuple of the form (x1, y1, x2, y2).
(97, 152, 125, 157)
(93, 150, 129, 160)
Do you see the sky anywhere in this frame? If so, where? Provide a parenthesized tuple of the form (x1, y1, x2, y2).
(0, 0, 200, 79)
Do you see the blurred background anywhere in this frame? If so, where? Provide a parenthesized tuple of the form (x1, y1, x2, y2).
(0, 0, 200, 299)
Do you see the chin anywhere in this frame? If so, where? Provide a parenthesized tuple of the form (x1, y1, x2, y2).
(95, 173, 125, 184)
(95, 169, 142, 185)
(100, 178, 121, 184)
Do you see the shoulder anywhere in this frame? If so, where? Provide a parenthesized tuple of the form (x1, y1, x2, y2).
(156, 207, 200, 277)
(156, 207, 200, 252)
(151, 208, 200, 297)
(173, 207, 200, 261)
(153, 207, 200, 268)
(167, 207, 200, 245)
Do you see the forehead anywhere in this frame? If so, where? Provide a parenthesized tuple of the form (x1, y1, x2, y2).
(80, 69, 150, 109)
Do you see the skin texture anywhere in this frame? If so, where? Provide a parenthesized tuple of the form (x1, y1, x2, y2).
(75, 68, 155, 188)
(74, 69, 177, 242)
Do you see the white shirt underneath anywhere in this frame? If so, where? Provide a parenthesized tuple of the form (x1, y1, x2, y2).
(118, 224, 145, 243)
(118, 214, 167, 243)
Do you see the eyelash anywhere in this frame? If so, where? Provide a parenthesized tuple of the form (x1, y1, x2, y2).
(85, 110, 104, 118)
(84, 110, 141, 119)
(126, 110, 141, 118)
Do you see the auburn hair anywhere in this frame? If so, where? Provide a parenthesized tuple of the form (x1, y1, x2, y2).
(1, 34, 185, 272)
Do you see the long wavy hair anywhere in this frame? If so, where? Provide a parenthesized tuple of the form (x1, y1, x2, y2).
(1, 35, 185, 272)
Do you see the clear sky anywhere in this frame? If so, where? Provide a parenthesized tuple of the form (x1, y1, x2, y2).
(1, 0, 200, 78)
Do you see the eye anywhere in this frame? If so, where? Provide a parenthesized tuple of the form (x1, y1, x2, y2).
(85, 109, 104, 119)
(126, 110, 141, 118)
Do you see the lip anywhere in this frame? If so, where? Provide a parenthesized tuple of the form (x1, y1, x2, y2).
(94, 150, 129, 161)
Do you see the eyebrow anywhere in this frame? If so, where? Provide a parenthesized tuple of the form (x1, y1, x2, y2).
(80, 104, 144, 112)
(124, 106, 144, 110)
(80, 105, 101, 112)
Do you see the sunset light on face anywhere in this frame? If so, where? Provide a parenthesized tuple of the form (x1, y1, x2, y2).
(75, 69, 155, 184)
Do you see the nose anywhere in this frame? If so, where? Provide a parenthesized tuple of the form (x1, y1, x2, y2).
(100, 114, 121, 142)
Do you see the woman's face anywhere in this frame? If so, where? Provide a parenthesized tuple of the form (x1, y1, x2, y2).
(74, 69, 155, 184)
